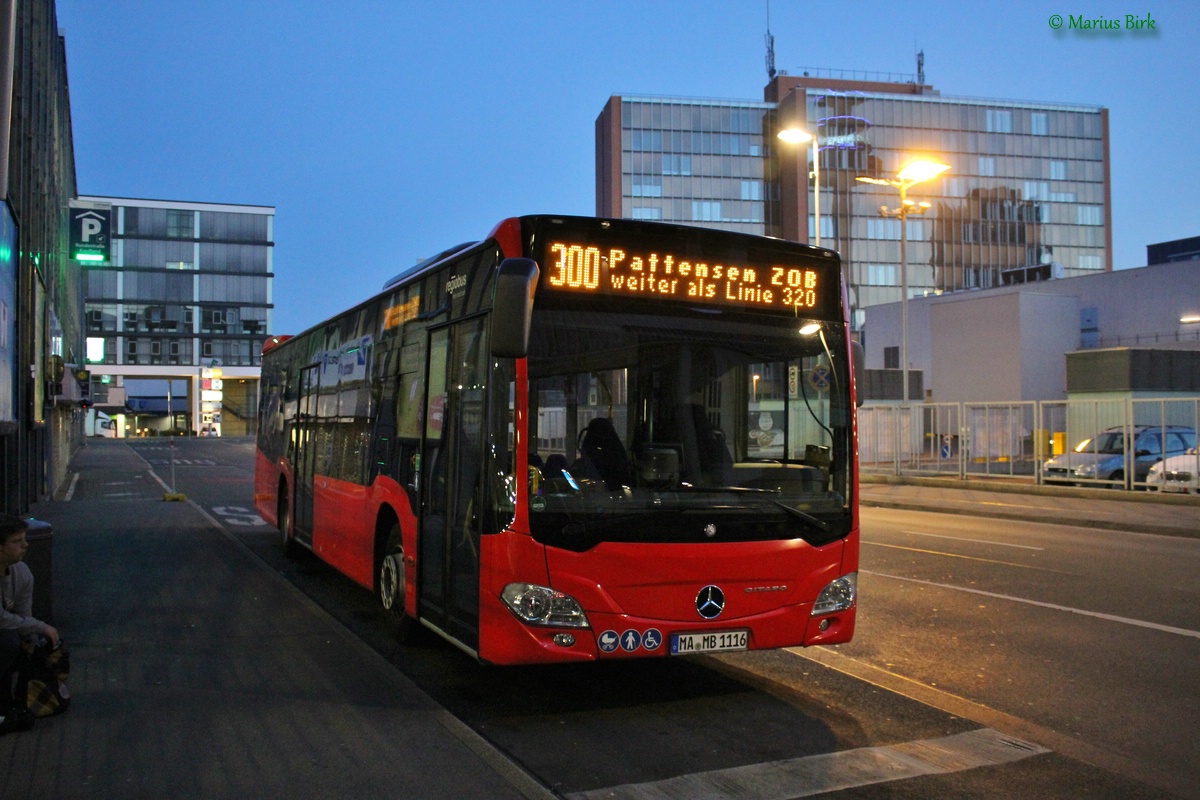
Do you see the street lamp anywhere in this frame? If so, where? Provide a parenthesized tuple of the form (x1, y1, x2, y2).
(856, 159, 950, 404)
(777, 127, 820, 247)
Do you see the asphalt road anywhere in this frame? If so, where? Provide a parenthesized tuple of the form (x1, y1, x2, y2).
(121, 437, 1191, 798)
(821, 505, 1200, 798)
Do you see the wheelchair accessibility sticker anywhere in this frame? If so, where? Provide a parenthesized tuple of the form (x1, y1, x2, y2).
(598, 628, 663, 653)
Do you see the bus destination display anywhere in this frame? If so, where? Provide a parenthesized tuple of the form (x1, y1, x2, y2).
(543, 240, 832, 314)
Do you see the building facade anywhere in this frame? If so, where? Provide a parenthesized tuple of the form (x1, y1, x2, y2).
(1147, 235, 1200, 266)
(79, 196, 274, 437)
(595, 95, 776, 236)
(2, 0, 82, 512)
(596, 72, 1111, 330)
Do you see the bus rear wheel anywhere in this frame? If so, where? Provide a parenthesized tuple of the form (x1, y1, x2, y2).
(378, 523, 418, 642)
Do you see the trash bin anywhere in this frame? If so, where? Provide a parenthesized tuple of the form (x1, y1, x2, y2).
(23, 518, 53, 623)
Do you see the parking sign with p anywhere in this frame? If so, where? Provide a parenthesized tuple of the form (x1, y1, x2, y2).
(69, 203, 111, 262)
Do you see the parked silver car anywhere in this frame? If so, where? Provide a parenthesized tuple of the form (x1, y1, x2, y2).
(1043, 425, 1197, 487)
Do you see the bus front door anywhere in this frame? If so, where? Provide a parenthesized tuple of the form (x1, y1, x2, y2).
(419, 320, 485, 650)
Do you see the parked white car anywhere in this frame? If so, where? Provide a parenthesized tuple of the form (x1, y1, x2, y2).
(1147, 448, 1200, 494)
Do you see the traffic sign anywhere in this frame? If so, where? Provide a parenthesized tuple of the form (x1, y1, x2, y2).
(809, 365, 832, 393)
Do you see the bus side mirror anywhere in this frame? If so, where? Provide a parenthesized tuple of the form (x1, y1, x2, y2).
(851, 342, 865, 407)
(490, 258, 540, 358)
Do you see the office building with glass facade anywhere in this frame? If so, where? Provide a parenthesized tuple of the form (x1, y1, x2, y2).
(79, 196, 274, 436)
(596, 73, 1111, 330)
(595, 95, 776, 235)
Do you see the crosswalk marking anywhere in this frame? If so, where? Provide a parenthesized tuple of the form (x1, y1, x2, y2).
(564, 728, 1048, 800)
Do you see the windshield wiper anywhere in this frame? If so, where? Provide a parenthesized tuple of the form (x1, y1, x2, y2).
(668, 485, 781, 494)
(555, 495, 831, 537)
(560, 511, 671, 538)
(771, 500, 831, 534)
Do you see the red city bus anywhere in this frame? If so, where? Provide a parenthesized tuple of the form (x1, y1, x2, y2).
(255, 215, 860, 665)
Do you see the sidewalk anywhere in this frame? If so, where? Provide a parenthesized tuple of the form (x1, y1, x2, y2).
(861, 473, 1200, 538)
(3, 443, 552, 800)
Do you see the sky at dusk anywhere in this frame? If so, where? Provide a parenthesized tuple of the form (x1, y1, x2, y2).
(54, 0, 1199, 336)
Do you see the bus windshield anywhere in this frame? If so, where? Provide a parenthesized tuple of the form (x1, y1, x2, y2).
(524, 307, 853, 552)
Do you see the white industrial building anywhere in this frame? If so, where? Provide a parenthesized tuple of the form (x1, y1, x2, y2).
(863, 256, 1200, 403)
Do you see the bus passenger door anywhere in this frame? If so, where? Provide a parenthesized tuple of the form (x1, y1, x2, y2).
(293, 363, 320, 542)
(419, 320, 485, 650)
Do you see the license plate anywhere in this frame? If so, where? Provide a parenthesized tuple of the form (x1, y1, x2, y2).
(670, 630, 748, 655)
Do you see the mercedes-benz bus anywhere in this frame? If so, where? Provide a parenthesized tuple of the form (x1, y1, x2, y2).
(255, 215, 860, 665)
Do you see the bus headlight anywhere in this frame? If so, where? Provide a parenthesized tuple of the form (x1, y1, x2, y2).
(811, 573, 857, 616)
(501, 583, 590, 628)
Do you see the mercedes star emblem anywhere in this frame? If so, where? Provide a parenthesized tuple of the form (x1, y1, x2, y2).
(695, 585, 726, 619)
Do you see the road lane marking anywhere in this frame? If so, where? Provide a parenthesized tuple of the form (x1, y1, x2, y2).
(900, 530, 1044, 550)
(62, 472, 79, 500)
(211, 505, 268, 527)
(973, 499, 1049, 510)
(865, 570, 1200, 640)
(563, 728, 1048, 800)
(863, 542, 1072, 574)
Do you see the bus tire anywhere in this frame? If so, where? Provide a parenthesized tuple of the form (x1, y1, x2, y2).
(279, 485, 299, 559)
(378, 522, 419, 642)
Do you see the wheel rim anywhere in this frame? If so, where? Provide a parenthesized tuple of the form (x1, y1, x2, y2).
(380, 548, 405, 612)
(279, 499, 291, 548)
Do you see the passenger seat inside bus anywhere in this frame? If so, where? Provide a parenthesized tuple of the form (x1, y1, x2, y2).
(573, 417, 634, 490)
(542, 454, 569, 482)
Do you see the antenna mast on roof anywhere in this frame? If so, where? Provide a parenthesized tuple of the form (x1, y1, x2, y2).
(917, 49, 925, 84)
(765, 0, 776, 80)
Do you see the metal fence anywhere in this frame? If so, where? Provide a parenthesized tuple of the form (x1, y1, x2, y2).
(860, 397, 1200, 489)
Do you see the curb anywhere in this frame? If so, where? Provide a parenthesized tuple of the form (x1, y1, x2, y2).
(860, 497, 1200, 540)
(861, 472, 1200, 506)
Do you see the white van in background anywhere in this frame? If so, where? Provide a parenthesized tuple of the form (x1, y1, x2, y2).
(86, 409, 117, 438)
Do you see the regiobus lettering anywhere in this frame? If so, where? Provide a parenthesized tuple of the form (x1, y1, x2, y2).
(255, 215, 860, 665)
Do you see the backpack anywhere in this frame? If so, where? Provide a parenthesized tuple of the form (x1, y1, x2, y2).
(18, 639, 70, 717)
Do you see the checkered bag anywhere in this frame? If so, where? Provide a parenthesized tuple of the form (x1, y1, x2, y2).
(19, 639, 70, 717)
